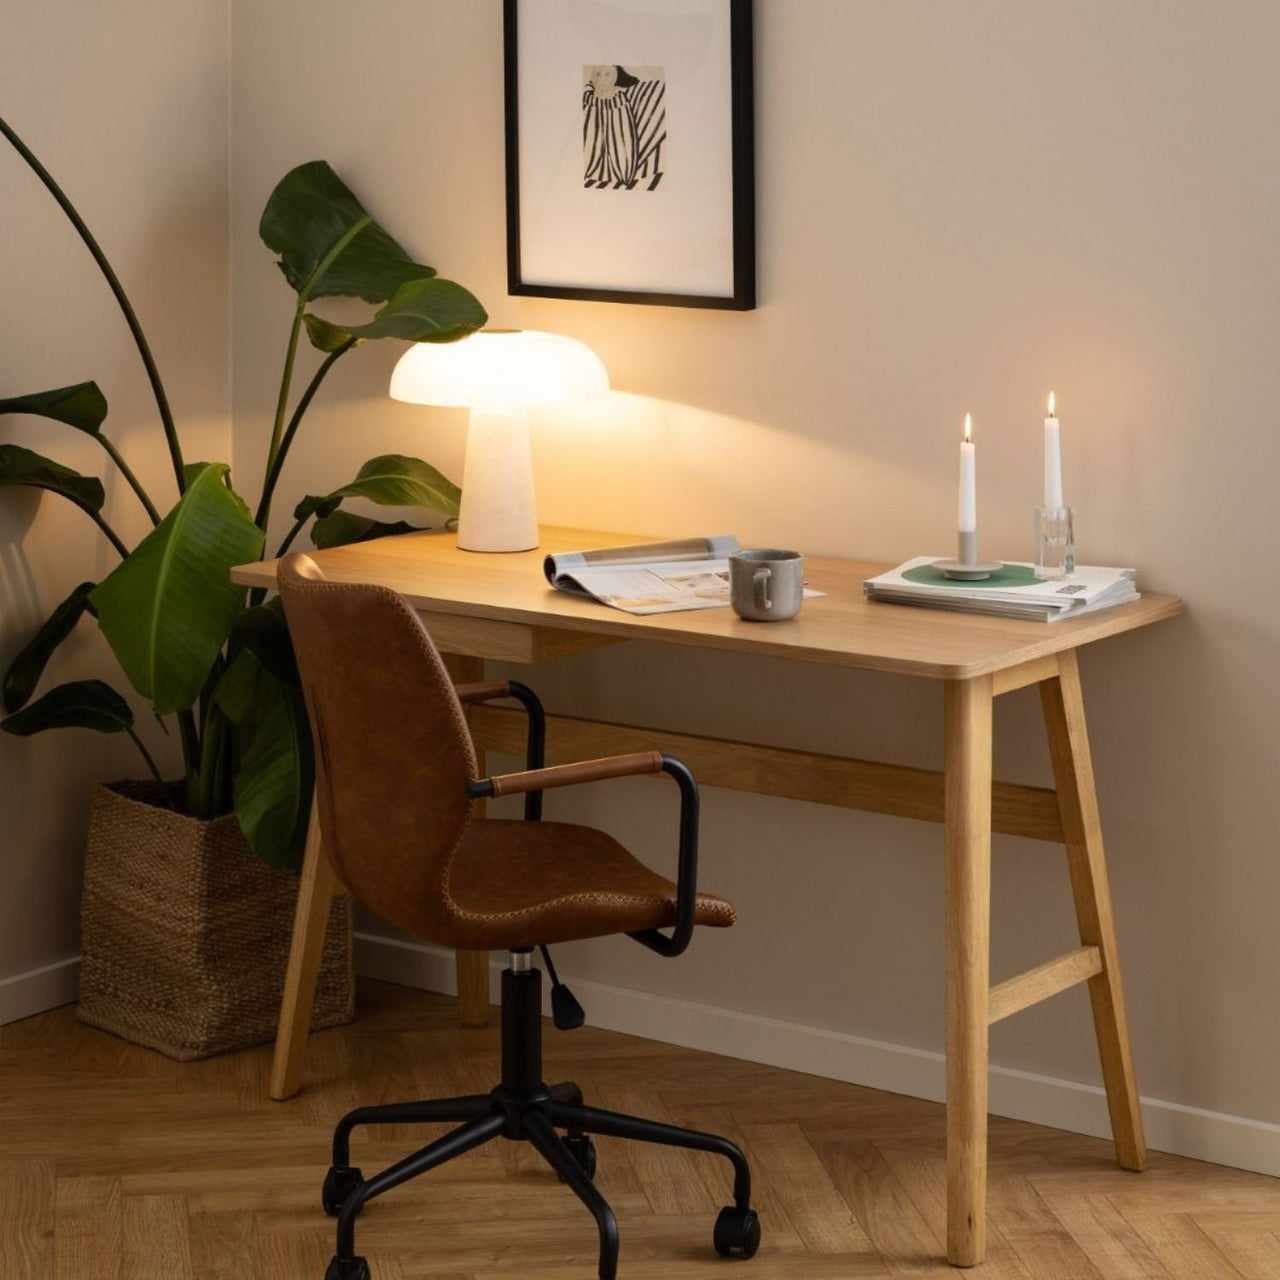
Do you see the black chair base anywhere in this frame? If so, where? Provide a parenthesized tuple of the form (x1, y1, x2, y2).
(323, 962, 760, 1280)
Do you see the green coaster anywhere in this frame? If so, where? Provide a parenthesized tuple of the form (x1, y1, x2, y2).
(904, 563, 1037, 590)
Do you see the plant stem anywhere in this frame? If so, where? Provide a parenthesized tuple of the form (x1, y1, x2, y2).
(197, 652, 226, 726)
(0, 116, 187, 497)
(89, 510, 130, 559)
(125, 726, 165, 786)
(258, 217, 373, 529)
(209, 718, 231, 814)
(96, 435, 161, 525)
(274, 516, 308, 559)
(254, 339, 356, 528)
(263, 306, 305, 509)
(191, 704, 228, 819)
(177, 709, 200, 805)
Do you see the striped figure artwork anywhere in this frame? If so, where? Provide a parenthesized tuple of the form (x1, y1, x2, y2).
(583, 64, 666, 190)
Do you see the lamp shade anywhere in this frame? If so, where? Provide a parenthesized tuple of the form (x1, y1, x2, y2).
(390, 329, 609, 411)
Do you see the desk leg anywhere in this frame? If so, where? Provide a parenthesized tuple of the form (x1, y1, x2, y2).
(944, 676, 993, 1267)
(1041, 651, 1147, 1171)
(269, 801, 338, 1101)
(444, 653, 492, 1028)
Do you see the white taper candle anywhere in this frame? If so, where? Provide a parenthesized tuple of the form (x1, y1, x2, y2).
(1044, 390, 1064, 508)
(959, 413, 977, 533)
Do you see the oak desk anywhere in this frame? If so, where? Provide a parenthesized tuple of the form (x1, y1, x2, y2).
(231, 527, 1180, 1268)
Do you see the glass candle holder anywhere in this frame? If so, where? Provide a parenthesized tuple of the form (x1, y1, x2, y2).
(1035, 506, 1075, 580)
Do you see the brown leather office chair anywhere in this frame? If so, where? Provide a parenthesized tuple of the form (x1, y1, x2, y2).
(277, 553, 760, 1280)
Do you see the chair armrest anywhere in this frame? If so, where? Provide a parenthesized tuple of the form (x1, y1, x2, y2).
(468, 752, 702, 959)
(470, 751, 664, 799)
(454, 679, 546, 819)
(454, 679, 513, 705)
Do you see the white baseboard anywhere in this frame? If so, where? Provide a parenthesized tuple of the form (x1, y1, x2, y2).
(0, 955, 79, 1026)
(355, 931, 1280, 1180)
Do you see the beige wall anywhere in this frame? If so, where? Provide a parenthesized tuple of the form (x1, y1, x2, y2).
(0, 1, 231, 1000)
(230, 0, 1280, 1129)
(8, 0, 1274, 1154)
(0, 0, 1237, 1131)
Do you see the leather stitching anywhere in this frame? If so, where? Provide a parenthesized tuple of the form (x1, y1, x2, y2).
(449, 889, 735, 925)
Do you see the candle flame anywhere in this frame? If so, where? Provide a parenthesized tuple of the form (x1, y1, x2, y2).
(1048, 390, 1056, 417)
(964, 412, 972, 442)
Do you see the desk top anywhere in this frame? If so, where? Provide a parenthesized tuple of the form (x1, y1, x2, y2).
(232, 526, 1181, 681)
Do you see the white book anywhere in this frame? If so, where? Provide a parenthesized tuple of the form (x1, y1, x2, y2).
(864, 558, 1139, 623)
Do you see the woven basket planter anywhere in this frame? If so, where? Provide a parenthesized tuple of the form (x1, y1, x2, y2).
(78, 781, 353, 1061)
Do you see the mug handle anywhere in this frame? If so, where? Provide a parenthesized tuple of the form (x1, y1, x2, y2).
(753, 565, 772, 612)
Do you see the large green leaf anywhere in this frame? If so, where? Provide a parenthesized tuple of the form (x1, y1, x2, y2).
(215, 648, 313, 872)
(0, 443, 104, 514)
(1, 678, 132, 736)
(3, 581, 96, 712)
(311, 510, 423, 550)
(312, 277, 487, 347)
(0, 382, 107, 434)
(91, 463, 265, 714)
(259, 160, 436, 303)
(295, 454, 461, 524)
(228, 598, 299, 688)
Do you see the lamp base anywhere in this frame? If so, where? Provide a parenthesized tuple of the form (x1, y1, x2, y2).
(456, 408, 539, 553)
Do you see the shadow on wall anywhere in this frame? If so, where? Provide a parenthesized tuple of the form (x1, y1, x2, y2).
(0, 435, 159, 725)
(0, 496, 44, 633)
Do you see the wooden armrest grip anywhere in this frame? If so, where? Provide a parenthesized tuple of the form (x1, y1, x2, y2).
(488, 751, 664, 797)
(454, 679, 512, 705)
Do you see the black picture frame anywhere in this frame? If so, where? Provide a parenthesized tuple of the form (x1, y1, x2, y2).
(503, 0, 756, 311)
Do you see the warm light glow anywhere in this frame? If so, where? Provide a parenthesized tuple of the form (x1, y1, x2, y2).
(1048, 390, 1056, 417)
(964, 412, 972, 442)
(390, 329, 610, 410)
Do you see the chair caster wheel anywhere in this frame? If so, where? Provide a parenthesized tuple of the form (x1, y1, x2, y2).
(324, 1256, 370, 1280)
(322, 1165, 364, 1217)
(714, 1205, 761, 1258)
(560, 1133, 597, 1181)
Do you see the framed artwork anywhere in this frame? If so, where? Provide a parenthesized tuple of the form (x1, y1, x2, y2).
(503, 0, 755, 310)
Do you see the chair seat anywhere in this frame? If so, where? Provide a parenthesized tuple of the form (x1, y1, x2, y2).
(444, 819, 737, 950)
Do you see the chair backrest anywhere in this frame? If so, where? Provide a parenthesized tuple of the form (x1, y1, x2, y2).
(277, 553, 478, 941)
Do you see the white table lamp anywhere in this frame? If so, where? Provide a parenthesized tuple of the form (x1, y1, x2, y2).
(390, 329, 610, 552)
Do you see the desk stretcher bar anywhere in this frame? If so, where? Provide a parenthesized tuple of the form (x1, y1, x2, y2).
(466, 704, 1065, 843)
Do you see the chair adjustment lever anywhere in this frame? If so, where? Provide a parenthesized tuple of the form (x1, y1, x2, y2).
(538, 946, 585, 1031)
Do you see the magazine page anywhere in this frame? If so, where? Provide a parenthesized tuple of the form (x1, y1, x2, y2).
(544, 535, 740, 593)
(546, 535, 826, 615)
(567, 558, 737, 615)
(564, 559, 827, 616)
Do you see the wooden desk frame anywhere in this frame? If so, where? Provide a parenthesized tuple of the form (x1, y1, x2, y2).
(235, 529, 1177, 1268)
(267, 634, 1144, 1268)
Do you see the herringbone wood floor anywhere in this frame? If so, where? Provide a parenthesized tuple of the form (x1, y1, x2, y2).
(3, 980, 1279, 1279)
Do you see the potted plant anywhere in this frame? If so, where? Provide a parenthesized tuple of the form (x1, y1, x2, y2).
(0, 119, 487, 1059)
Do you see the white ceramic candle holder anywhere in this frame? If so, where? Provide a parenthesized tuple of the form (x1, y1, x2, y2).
(935, 530, 1003, 581)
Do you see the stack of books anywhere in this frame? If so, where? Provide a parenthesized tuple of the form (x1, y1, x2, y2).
(864, 557, 1139, 623)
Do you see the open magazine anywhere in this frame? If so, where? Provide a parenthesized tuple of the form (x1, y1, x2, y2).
(544, 536, 744, 615)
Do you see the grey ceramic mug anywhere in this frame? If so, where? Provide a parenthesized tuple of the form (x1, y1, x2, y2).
(730, 549, 804, 622)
